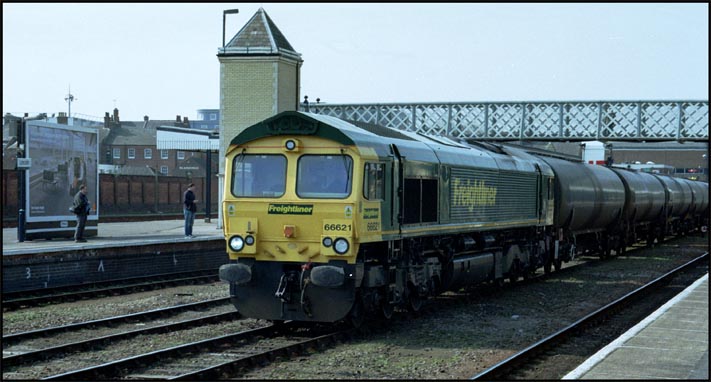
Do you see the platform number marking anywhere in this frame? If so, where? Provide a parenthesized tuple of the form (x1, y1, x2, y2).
(25, 267, 31, 279)
(98, 260, 105, 272)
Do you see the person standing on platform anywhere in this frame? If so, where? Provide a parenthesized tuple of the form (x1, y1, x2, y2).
(183, 183, 198, 238)
(72, 184, 90, 242)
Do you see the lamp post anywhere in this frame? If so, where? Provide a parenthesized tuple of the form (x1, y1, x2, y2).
(222, 9, 239, 48)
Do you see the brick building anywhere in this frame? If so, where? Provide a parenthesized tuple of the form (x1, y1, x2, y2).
(100, 108, 216, 178)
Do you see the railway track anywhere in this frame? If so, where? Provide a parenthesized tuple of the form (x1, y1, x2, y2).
(3, 295, 351, 380)
(1, 270, 219, 311)
(2, 236, 704, 380)
(3, 297, 231, 344)
(470, 251, 709, 380)
(42, 322, 353, 380)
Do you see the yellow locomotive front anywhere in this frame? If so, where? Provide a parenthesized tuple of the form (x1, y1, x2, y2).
(219, 112, 378, 322)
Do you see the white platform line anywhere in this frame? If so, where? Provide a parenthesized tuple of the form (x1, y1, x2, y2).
(562, 273, 708, 380)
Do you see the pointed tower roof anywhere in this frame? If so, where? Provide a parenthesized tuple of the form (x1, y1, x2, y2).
(219, 8, 301, 61)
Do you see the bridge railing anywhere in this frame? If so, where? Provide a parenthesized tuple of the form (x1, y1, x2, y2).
(302, 100, 708, 141)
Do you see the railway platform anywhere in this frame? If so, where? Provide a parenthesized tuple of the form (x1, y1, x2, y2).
(2, 219, 223, 256)
(2, 219, 226, 294)
(564, 273, 709, 380)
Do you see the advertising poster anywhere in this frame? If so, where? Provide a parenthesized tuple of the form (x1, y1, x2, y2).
(25, 121, 99, 238)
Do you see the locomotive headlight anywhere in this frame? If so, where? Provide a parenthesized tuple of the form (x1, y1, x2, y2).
(322, 237, 333, 247)
(333, 238, 349, 254)
(283, 139, 300, 152)
(229, 235, 245, 252)
(245, 235, 255, 246)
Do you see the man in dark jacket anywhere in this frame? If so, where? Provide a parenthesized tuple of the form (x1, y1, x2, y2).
(183, 183, 198, 238)
(72, 184, 90, 242)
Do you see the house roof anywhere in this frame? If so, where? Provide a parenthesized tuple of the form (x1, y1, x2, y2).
(101, 119, 190, 146)
(219, 7, 301, 60)
(102, 123, 156, 146)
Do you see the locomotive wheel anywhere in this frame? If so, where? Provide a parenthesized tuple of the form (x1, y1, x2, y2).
(408, 290, 423, 312)
(380, 301, 394, 320)
(348, 299, 365, 328)
(508, 262, 519, 284)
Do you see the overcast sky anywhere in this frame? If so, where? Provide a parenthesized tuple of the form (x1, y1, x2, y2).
(3, 3, 708, 122)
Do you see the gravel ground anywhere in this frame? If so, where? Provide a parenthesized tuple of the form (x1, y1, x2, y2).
(241, 236, 708, 380)
(2, 235, 707, 380)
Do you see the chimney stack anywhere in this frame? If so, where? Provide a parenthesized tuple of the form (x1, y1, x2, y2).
(183, 116, 189, 125)
(113, 108, 120, 123)
(104, 112, 110, 129)
(57, 112, 68, 125)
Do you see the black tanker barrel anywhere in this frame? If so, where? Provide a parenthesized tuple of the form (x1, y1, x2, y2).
(701, 182, 709, 212)
(679, 178, 708, 216)
(611, 168, 666, 224)
(679, 178, 698, 216)
(537, 157, 625, 232)
(674, 177, 693, 217)
(653, 175, 687, 219)
(692, 181, 709, 213)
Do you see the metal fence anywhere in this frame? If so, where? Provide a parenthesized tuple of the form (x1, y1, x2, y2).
(303, 101, 708, 142)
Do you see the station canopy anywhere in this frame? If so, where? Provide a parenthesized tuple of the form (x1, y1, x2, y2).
(156, 126, 219, 151)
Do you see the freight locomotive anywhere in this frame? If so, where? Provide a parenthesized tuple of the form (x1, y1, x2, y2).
(218, 111, 709, 325)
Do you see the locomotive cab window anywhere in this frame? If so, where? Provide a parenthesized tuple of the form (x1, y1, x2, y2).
(232, 154, 287, 198)
(363, 163, 385, 200)
(297, 154, 353, 199)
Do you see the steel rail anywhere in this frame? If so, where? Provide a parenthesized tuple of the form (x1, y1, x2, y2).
(169, 328, 355, 380)
(3, 311, 241, 367)
(3, 297, 230, 344)
(41, 322, 297, 380)
(470, 251, 709, 380)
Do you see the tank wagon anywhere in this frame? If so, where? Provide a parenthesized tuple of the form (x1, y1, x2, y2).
(219, 111, 709, 325)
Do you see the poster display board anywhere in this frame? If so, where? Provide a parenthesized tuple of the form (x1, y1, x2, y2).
(24, 121, 99, 239)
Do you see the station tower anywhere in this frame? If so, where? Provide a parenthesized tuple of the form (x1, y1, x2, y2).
(216, 7, 303, 223)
